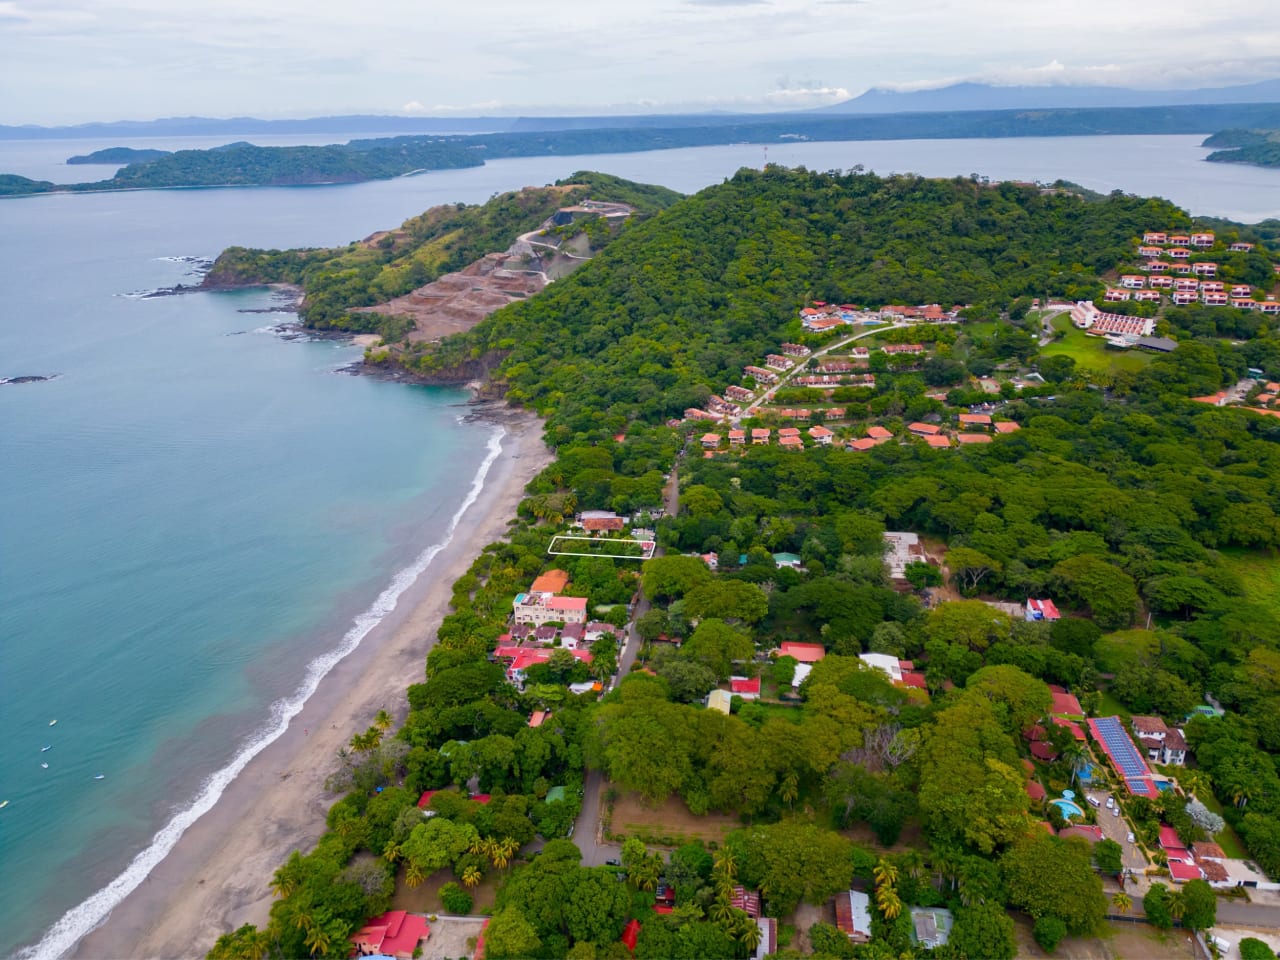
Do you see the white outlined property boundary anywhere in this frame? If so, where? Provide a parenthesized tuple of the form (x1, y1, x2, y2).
(547, 536, 656, 560)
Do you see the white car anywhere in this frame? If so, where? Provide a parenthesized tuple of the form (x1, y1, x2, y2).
(1127, 832, 1135, 844)
(1112, 806, 1120, 817)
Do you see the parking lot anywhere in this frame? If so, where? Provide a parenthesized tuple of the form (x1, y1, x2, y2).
(1081, 788, 1149, 871)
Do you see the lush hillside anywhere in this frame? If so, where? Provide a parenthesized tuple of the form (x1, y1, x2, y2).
(410, 168, 1192, 426)
(204, 171, 683, 334)
(66, 146, 172, 164)
(1204, 128, 1280, 167)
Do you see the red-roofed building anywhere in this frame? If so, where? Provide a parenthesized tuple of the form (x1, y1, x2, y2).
(1025, 598, 1061, 622)
(1169, 862, 1203, 883)
(779, 641, 826, 663)
(779, 435, 804, 450)
(958, 413, 992, 427)
(751, 428, 771, 444)
(728, 429, 746, 446)
(513, 591, 589, 627)
(1030, 740, 1058, 761)
(1050, 688, 1084, 717)
(417, 790, 437, 809)
(848, 437, 882, 451)
(867, 426, 893, 439)
(730, 676, 761, 699)
(956, 433, 991, 445)
(1027, 780, 1047, 801)
(529, 710, 548, 728)
(834, 891, 872, 943)
(923, 434, 952, 448)
(473, 918, 488, 960)
(530, 570, 571, 595)
(731, 885, 762, 918)
(701, 432, 721, 450)
(994, 421, 1021, 434)
(901, 671, 928, 690)
(1053, 717, 1087, 741)
(621, 919, 641, 952)
(808, 425, 834, 445)
(352, 911, 430, 959)
(908, 422, 941, 436)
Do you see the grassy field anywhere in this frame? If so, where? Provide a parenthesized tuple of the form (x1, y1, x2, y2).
(1218, 548, 1280, 616)
(1040, 317, 1154, 374)
(1196, 789, 1249, 859)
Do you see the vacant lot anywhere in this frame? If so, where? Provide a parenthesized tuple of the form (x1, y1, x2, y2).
(389, 864, 500, 916)
(1013, 916, 1198, 959)
(609, 790, 741, 846)
(419, 916, 488, 960)
(1040, 320, 1154, 374)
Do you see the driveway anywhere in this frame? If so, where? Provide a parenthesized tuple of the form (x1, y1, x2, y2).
(1082, 788, 1149, 871)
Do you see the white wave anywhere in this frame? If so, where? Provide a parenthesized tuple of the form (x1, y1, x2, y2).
(17, 425, 508, 960)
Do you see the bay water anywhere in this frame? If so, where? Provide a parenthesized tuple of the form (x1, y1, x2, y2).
(0, 132, 1276, 958)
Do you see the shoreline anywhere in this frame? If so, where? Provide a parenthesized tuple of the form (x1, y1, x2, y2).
(66, 405, 549, 960)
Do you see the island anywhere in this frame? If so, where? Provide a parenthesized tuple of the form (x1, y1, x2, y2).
(1203, 128, 1280, 168)
(66, 146, 173, 165)
(89, 169, 1280, 960)
(6, 99, 1280, 196)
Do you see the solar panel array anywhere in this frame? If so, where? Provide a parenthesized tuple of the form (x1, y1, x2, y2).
(1126, 777, 1156, 796)
(1092, 716, 1150, 776)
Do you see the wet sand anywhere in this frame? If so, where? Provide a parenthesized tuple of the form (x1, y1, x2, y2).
(72, 408, 549, 959)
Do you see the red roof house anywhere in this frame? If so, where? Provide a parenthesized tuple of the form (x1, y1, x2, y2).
(778, 641, 826, 663)
(730, 676, 762, 698)
(621, 919, 641, 952)
(351, 911, 430, 959)
(1169, 862, 1203, 883)
(866, 425, 893, 439)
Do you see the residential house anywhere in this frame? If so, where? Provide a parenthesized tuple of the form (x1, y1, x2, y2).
(1025, 598, 1061, 622)
(701, 432, 721, 450)
(835, 891, 873, 943)
(778, 641, 826, 663)
(730, 886, 762, 918)
(866, 425, 893, 440)
(530, 569, 571, 595)
(1142, 232, 1167, 244)
(1233, 298, 1258, 310)
(860, 652, 903, 682)
(773, 552, 803, 568)
(1168, 247, 1191, 260)
(743, 366, 778, 385)
(684, 407, 720, 422)
(1200, 281, 1225, 293)
(778, 426, 802, 440)
(1132, 716, 1188, 766)
(781, 342, 811, 357)
(910, 908, 954, 950)
(1104, 288, 1131, 302)
(994, 421, 1021, 434)
(534, 625, 558, 643)
(1230, 242, 1255, 252)
(850, 347, 870, 359)
(882, 343, 925, 354)
(908, 422, 941, 436)
(956, 432, 991, 444)
(751, 428, 771, 445)
(818, 360, 857, 373)
(778, 408, 812, 420)
(884, 531, 924, 579)
(765, 354, 795, 371)
(730, 676, 761, 700)
(1174, 278, 1199, 292)
(779, 435, 804, 451)
(1202, 292, 1229, 307)
(825, 407, 847, 419)
(1192, 262, 1218, 276)
(808, 425, 834, 445)
(1146, 259, 1169, 273)
(1191, 232, 1215, 247)
(1119, 275, 1147, 289)
(1048, 685, 1084, 717)
(1173, 291, 1198, 306)
(584, 621, 618, 643)
(1169, 235, 1191, 247)
(494, 645, 593, 687)
(351, 911, 430, 959)
(706, 395, 741, 416)
(958, 413, 992, 429)
(754, 919, 777, 960)
(1138, 245, 1164, 258)
(707, 688, 733, 714)
(512, 593, 588, 627)
(923, 433, 952, 448)
(725, 384, 754, 403)
(582, 516, 626, 534)
(1231, 284, 1253, 297)
(560, 623, 585, 649)
(728, 429, 746, 446)
(1134, 290, 1161, 302)
(1148, 275, 1174, 289)
(1170, 262, 1193, 275)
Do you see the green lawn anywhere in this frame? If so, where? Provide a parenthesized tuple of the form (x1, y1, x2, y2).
(1096, 689, 1130, 720)
(1040, 321, 1154, 374)
(1196, 790, 1249, 859)
(1218, 548, 1280, 617)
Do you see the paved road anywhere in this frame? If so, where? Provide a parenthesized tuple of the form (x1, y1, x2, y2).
(1083, 787, 1149, 871)
(1218, 903, 1280, 928)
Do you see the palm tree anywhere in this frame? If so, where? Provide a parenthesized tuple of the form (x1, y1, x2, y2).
(405, 859, 427, 888)
(873, 858, 900, 890)
(1111, 891, 1132, 914)
(382, 839, 401, 864)
(468, 836, 489, 858)
(709, 896, 735, 925)
(1168, 890, 1187, 923)
(779, 771, 800, 810)
(876, 885, 903, 920)
(270, 852, 306, 899)
(896, 849, 926, 885)
(373, 709, 393, 733)
(461, 865, 483, 889)
(1180, 769, 1212, 799)
(1062, 741, 1089, 785)
(737, 915, 762, 952)
(714, 848, 738, 883)
(302, 913, 332, 957)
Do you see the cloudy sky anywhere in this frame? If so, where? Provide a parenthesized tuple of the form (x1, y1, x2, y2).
(2, 0, 1278, 124)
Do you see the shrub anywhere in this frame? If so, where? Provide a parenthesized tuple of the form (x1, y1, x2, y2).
(439, 881, 473, 915)
(1033, 915, 1068, 953)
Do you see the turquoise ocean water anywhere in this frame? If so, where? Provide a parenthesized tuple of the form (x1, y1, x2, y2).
(0, 132, 1275, 958)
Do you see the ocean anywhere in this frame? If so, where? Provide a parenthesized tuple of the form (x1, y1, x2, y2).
(1, 132, 1276, 959)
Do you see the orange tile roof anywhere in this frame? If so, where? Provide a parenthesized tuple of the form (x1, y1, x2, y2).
(530, 569, 570, 594)
(923, 434, 952, 447)
(956, 433, 992, 444)
(993, 421, 1021, 433)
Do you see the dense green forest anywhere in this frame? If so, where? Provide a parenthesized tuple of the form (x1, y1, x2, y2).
(8, 100, 1280, 196)
(202, 172, 682, 335)
(65, 146, 172, 164)
(1205, 128, 1280, 168)
(210, 169, 1280, 960)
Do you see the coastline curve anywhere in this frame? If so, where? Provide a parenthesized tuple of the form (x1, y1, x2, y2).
(17, 425, 508, 960)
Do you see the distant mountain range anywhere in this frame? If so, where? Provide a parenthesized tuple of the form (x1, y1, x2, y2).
(816, 79, 1280, 114)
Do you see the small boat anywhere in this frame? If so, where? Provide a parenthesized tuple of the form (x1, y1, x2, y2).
(93, 774, 105, 781)
(41, 745, 52, 752)
(41, 762, 49, 769)
(49, 720, 57, 727)
(0, 800, 9, 809)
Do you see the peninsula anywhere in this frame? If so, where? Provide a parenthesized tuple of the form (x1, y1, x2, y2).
(1203, 128, 1280, 168)
(7, 101, 1280, 196)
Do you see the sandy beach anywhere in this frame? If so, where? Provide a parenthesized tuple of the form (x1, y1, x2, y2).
(72, 406, 550, 960)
